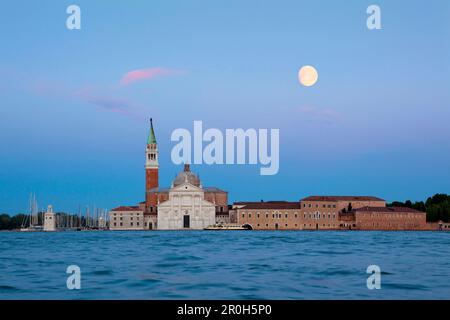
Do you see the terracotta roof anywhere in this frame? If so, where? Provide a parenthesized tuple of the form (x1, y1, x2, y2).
(301, 196, 385, 202)
(352, 206, 424, 213)
(238, 202, 300, 210)
(234, 201, 290, 205)
(110, 206, 142, 212)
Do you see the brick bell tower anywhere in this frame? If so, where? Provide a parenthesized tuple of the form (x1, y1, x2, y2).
(145, 118, 158, 212)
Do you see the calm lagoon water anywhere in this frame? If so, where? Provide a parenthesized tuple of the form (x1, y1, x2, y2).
(0, 231, 449, 299)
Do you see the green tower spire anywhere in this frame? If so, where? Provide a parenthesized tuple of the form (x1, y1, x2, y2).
(147, 118, 157, 145)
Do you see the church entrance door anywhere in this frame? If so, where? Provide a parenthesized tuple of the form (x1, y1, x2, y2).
(183, 215, 190, 228)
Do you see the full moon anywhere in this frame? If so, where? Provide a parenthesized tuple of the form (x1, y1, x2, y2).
(298, 65, 318, 87)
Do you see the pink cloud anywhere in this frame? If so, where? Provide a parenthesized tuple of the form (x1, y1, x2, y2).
(120, 67, 181, 86)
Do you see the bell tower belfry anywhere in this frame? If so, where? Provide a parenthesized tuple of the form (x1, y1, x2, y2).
(145, 118, 159, 211)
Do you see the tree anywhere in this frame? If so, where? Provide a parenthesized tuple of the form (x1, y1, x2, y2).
(0, 214, 11, 230)
(388, 194, 450, 223)
(347, 203, 353, 212)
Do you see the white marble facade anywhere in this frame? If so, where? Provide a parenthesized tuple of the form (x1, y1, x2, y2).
(157, 182, 216, 230)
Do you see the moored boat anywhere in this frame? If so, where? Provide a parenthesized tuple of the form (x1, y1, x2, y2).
(204, 224, 251, 230)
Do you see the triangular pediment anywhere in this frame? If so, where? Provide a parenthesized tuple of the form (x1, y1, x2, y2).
(171, 182, 203, 192)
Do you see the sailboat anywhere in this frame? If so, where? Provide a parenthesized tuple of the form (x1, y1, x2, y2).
(20, 193, 43, 232)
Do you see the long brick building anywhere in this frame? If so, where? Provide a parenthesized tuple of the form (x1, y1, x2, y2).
(236, 196, 432, 231)
(340, 206, 427, 230)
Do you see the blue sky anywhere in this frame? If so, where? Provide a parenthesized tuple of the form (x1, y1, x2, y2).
(1, 0, 449, 213)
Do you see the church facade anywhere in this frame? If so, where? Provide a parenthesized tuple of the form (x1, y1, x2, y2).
(157, 171, 216, 230)
(109, 119, 229, 230)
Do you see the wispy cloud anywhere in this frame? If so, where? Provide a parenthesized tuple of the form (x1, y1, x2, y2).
(298, 106, 342, 123)
(27, 66, 184, 119)
(30, 81, 146, 119)
(74, 88, 146, 120)
(76, 91, 133, 115)
(120, 67, 182, 86)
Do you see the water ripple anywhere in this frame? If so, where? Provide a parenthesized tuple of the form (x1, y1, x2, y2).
(0, 230, 449, 299)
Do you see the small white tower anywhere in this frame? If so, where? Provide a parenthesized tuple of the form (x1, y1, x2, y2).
(43, 205, 56, 231)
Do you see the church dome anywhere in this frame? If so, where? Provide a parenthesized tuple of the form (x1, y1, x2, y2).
(173, 164, 201, 187)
